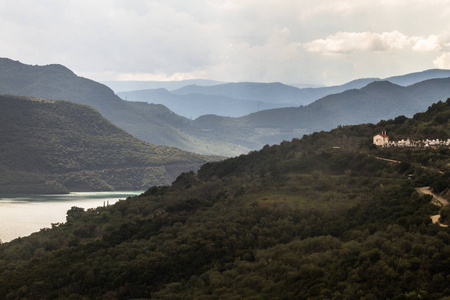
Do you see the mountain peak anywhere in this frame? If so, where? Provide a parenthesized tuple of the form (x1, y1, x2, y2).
(363, 80, 401, 90)
(0, 57, 76, 77)
(43, 63, 77, 77)
(385, 68, 450, 86)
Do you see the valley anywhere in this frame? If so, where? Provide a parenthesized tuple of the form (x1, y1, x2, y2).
(0, 98, 448, 298)
(2, 1, 450, 299)
(2, 58, 450, 157)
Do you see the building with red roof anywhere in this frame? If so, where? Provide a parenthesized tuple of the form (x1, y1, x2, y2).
(373, 130, 389, 146)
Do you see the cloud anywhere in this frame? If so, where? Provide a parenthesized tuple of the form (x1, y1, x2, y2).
(303, 31, 413, 54)
(206, 26, 304, 82)
(412, 35, 441, 51)
(304, 31, 449, 55)
(433, 52, 450, 68)
(299, 1, 354, 21)
(1, 0, 450, 85)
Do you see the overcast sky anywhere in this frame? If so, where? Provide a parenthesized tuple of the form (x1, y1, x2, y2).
(1, 0, 450, 85)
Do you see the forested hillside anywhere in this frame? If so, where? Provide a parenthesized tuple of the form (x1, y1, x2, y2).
(0, 99, 448, 299)
(1, 58, 450, 157)
(0, 58, 240, 156)
(0, 95, 218, 193)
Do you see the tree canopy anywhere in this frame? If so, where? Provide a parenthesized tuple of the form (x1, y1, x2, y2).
(0, 99, 448, 299)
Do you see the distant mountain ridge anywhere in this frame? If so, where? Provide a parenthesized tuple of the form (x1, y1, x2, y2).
(118, 87, 294, 118)
(386, 68, 450, 86)
(103, 79, 223, 93)
(0, 95, 217, 194)
(1, 57, 450, 157)
(118, 69, 450, 118)
(188, 79, 450, 150)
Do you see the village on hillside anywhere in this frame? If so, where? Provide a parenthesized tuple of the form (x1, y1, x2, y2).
(373, 131, 450, 148)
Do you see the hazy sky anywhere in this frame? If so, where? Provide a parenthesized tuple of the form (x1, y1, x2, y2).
(1, 0, 450, 85)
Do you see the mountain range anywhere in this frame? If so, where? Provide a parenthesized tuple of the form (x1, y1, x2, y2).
(102, 79, 223, 93)
(0, 99, 448, 298)
(0, 95, 217, 194)
(116, 69, 450, 118)
(182, 78, 450, 152)
(118, 87, 293, 119)
(1, 57, 450, 157)
(0, 58, 231, 155)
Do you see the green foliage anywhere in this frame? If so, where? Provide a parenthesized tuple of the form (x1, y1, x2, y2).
(0, 95, 220, 193)
(0, 97, 448, 299)
(66, 206, 85, 222)
(440, 206, 450, 225)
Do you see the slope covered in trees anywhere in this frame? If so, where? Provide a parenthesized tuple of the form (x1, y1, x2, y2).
(0, 57, 239, 156)
(0, 99, 448, 298)
(1, 58, 450, 157)
(0, 95, 219, 193)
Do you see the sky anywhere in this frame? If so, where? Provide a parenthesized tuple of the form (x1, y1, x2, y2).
(1, 0, 450, 86)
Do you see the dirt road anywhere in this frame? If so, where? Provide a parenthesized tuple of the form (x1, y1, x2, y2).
(417, 186, 449, 227)
(417, 186, 449, 206)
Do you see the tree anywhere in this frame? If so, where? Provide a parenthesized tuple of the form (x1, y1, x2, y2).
(439, 206, 450, 225)
(66, 206, 85, 222)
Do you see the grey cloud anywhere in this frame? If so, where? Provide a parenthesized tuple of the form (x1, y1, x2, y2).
(0, 0, 450, 85)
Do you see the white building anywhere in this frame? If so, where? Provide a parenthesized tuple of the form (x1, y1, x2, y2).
(373, 130, 389, 146)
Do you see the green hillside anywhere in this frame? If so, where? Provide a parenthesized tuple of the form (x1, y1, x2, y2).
(2, 58, 450, 157)
(0, 99, 448, 298)
(0, 58, 245, 156)
(0, 95, 219, 194)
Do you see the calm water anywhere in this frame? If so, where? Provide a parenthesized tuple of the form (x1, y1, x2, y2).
(0, 191, 143, 243)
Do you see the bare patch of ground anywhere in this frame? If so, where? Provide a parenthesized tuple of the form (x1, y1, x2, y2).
(417, 186, 449, 227)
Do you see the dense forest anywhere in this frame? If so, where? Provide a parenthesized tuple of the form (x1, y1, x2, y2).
(0, 95, 219, 193)
(0, 99, 448, 299)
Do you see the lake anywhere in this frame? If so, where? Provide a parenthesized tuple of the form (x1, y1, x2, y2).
(0, 191, 143, 243)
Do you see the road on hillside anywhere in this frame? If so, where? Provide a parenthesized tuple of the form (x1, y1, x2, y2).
(417, 186, 449, 206)
(417, 186, 449, 228)
(374, 157, 401, 164)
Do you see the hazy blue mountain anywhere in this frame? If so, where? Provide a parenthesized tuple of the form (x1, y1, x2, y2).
(173, 69, 450, 106)
(119, 71, 447, 120)
(189, 79, 450, 150)
(119, 69, 449, 119)
(118, 79, 382, 119)
(173, 82, 311, 105)
(117, 88, 293, 118)
(102, 79, 223, 93)
(385, 68, 450, 86)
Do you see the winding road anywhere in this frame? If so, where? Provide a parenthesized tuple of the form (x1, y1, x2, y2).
(373, 155, 448, 226)
(417, 186, 449, 227)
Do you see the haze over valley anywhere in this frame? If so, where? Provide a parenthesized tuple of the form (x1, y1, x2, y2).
(0, 1, 449, 298)
(1, 57, 450, 157)
(114, 69, 450, 118)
